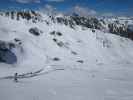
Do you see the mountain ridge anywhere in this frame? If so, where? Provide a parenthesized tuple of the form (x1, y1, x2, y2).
(0, 10, 133, 40)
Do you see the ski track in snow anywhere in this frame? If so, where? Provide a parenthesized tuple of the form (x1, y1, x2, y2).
(0, 64, 133, 100)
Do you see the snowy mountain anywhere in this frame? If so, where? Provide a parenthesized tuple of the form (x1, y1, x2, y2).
(0, 10, 133, 100)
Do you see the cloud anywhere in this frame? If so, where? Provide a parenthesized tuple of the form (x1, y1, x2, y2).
(102, 12, 114, 16)
(14, 0, 41, 3)
(69, 6, 117, 17)
(39, 4, 58, 15)
(70, 6, 97, 16)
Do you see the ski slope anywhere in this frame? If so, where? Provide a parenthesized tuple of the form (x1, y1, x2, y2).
(0, 13, 133, 100)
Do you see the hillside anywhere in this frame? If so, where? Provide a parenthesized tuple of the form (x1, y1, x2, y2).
(0, 11, 133, 100)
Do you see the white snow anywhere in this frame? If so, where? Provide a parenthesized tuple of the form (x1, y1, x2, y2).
(0, 13, 133, 100)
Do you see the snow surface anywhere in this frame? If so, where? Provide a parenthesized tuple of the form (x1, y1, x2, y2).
(0, 14, 133, 100)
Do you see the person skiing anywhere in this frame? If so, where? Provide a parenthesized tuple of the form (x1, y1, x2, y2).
(14, 73, 18, 82)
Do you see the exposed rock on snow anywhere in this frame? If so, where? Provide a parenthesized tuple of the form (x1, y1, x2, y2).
(1, 10, 42, 23)
(1, 10, 133, 40)
(71, 51, 78, 55)
(50, 31, 62, 36)
(14, 38, 22, 45)
(77, 60, 84, 63)
(52, 57, 60, 61)
(0, 40, 17, 64)
(29, 27, 43, 36)
(127, 24, 133, 39)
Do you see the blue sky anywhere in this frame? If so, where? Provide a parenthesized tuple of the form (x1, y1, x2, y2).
(0, 0, 133, 16)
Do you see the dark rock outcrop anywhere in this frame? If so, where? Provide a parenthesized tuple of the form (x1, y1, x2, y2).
(29, 27, 43, 36)
(108, 23, 133, 40)
(50, 31, 62, 36)
(1, 10, 133, 40)
(55, 16, 102, 30)
(53, 57, 60, 61)
(127, 25, 133, 39)
(0, 40, 17, 64)
(0, 10, 42, 23)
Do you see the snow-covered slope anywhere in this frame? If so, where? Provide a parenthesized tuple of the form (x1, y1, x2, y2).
(0, 11, 133, 100)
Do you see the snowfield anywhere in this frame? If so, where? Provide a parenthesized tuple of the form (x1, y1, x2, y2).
(0, 12, 133, 100)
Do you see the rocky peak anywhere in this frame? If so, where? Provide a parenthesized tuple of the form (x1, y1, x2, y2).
(0, 10, 42, 23)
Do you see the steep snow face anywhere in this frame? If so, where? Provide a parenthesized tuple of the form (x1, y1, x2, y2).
(0, 12, 133, 67)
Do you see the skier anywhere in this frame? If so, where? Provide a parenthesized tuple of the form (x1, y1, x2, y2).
(14, 73, 18, 82)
